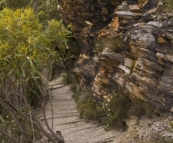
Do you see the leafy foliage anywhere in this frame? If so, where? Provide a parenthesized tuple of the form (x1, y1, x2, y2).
(72, 84, 130, 130)
(162, 0, 173, 10)
(34, 0, 61, 20)
(0, 7, 71, 142)
(0, 8, 70, 82)
(0, 0, 31, 9)
(129, 99, 156, 118)
(71, 78, 156, 131)
(0, 0, 61, 21)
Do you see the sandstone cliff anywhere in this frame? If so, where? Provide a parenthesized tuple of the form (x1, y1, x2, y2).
(58, 0, 173, 114)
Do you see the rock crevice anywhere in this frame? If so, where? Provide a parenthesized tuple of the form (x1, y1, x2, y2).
(59, 0, 173, 113)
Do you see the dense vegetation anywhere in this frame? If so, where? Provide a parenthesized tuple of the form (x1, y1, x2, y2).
(163, 0, 173, 9)
(0, 1, 71, 143)
(63, 74, 156, 131)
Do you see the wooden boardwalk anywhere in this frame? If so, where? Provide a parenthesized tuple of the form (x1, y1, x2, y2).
(42, 77, 120, 143)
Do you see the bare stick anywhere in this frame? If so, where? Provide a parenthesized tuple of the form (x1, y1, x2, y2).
(29, 111, 36, 142)
(48, 88, 54, 131)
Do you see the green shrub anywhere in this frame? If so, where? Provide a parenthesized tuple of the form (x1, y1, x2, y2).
(51, 37, 80, 78)
(0, 7, 71, 142)
(30, 0, 61, 20)
(77, 97, 97, 120)
(100, 91, 131, 130)
(0, 0, 30, 9)
(129, 99, 156, 118)
(73, 85, 86, 102)
(72, 83, 157, 131)
(0, 108, 42, 142)
(62, 73, 78, 85)
(162, 0, 173, 10)
(0, 8, 70, 81)
(73, 85, 131, 130)
(0, 0, 62, 21)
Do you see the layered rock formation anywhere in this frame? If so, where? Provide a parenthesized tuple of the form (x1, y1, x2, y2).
(58, 0, 173, 113)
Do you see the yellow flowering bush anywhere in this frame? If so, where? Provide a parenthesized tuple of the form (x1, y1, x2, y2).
(0, 8, 71, 80)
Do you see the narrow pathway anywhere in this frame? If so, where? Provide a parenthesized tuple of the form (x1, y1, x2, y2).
(42, 77, 119, 143)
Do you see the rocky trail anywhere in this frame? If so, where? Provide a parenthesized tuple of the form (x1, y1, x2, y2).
(41, 76, 119, 143)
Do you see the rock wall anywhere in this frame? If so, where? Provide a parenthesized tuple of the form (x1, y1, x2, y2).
(59, 0, 173, 113)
